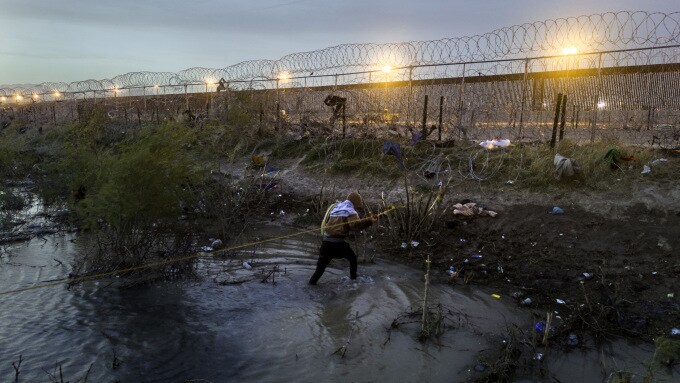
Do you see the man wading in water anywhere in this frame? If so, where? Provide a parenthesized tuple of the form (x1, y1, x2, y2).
(309, 192, 376, 285)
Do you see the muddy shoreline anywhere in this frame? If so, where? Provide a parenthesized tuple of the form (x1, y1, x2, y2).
(229, 155, 680, 344)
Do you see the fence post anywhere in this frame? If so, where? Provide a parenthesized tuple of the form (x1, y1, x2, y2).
(184, 85, 189, 111)
(438, 95, 444, 141)
(225, 81, 230, 120)
(590, 53, 603, 143)
(518, 58, 529, 142)
(342, 103, 346, 138)
(558, 94, 568, 141)
(421, 94, 429, 137)
(550, 93, 563, 148)
(143, 86, 147, 114)
(276, 102, 280, 131)
(259, 103, 264, 125)
(456, 63, 467, 139)
(408, 66, 413, 127)
(276, 78, 281, 131)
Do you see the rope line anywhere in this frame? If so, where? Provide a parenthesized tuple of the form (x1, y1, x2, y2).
(0, 205, 397, 297)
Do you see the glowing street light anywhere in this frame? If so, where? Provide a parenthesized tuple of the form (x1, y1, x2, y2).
(0, 96, 5, 102)
(32, 93, 39, 100)
(277, 72, 290, 81)
(204, 79, 216, 92)
(53, 91, 61, 98)
(153, 84, 159, 89)
(597, 101, 606, 109)
(15, 95, 23, 101)
(561, 47, 578, 55)
(381, 65, 393, 73)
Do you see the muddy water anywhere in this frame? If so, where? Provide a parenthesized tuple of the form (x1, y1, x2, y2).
(0, 224, 674, 382)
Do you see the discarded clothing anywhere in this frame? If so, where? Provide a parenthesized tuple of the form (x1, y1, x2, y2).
(554, 154, 580, 180)
(604, 147, 635, 170)
(452, 202, 497, 218)
(409, 131, 423, 146)
(382, 140, 406, 169)
(479, 139, 511, 149)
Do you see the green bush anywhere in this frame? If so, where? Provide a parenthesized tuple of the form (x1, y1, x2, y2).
(76, 123, 203, 230)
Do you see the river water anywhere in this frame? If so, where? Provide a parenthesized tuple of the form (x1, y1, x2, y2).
(0, 209, 675, 382)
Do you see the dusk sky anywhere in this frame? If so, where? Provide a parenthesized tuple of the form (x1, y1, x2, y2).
(1, 0, 677, 85)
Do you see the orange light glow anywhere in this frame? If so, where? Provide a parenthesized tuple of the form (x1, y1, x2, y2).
(561, 47, 578, 55)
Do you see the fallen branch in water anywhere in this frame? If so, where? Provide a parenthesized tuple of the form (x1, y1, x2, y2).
(12, 355, 22, 383)
(332, 312, 359, 358)
(260, 265, 284, 284)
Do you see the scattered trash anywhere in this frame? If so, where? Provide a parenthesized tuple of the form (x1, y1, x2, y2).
(263, 166, 277, 175)
(401, 241, 420, 249)
(567, 333, 579, 347)
(200, 246, 213, 252)
(463, 258, 469, 263)
(506, 180, 514, 184)
(453, 202, 498, 218)
(668, 293, 675, 299)
(479, 139, 511, 149)
(535, 321, 554, 335)
(582, 272, 593, 280)
(551, 206, 564, 215)
(521, 298, 533, 306)
(652, 272, 659, 276)
(279, 210, 286, 216)
(651, 158, 669, 166)
(242, 261, 252, 270)
(533, 352, 544, 361)
(211, 239, 224, 249)
(556, 299, 566, 305)
(604, 146, 635, 170)
(447, 260, 456, 276)
(641, 165, 651, 174)
(408, 131, 424, 146)
(672, 328, 680, 336)
(251, 154, 267, 167)
(471, 254, 483, 260)
(382, 140, 406, 169)
(491, 294, 501, 299)
(554, 154, 580, 180)
(511, 291, 525, 299)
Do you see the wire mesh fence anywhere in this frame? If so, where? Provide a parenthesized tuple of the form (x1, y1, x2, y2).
(1, 11, 679, 147)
